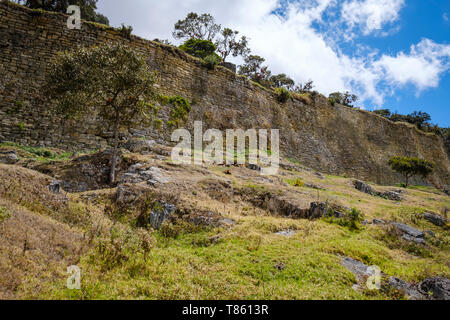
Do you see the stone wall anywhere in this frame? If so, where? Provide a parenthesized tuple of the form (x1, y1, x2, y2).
(0, 1, 449, 187)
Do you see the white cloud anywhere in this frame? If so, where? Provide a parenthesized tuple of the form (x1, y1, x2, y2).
(376, 39, 450, 91)
(341, 0, 404, 35)
(97, 0, 449, 107)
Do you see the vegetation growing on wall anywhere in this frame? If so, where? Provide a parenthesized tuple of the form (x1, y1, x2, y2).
(45, 43, 160, 184)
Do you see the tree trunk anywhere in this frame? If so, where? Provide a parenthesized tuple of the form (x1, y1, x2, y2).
(405, 175, 409, 188)
(110, 109, 120, 185)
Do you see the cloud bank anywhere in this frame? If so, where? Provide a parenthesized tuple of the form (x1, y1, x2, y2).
(98, 0, 450, 108)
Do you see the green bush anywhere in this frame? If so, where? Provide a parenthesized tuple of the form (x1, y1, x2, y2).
(164, 95, 192, 128)
(179, 38, 217, 59)
(275, 87, 291, 103)
(325, 208, 365, 231)
(119, 24, 133, 39)
(202, 54, 222, 70)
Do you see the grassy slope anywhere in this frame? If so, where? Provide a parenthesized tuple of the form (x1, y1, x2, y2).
(0, 146, 448, 300)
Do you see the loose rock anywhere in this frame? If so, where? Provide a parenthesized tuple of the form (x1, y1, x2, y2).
(150, 203, 176, 229)
(420, 277, 450, 300)
(0, 150, 19, 164)
(388, 277, 424, 300)
(423, 212, 447, 227)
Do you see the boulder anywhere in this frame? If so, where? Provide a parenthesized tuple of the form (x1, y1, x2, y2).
(402, 234, 426, 245)
(149, 203, 176, 229)
(379, 191, 402, 201)
(373, 219, 386, 225)
(420, 277, 450, 300)
(309, 202, 329, 219)
(391, 222, 425, 239)
(341, 257, 376, 285)
(388, 277, 424, 300)
(353, 180, 375, 195)
(423, 212, 447, 227)
(0, 150, 19, 164)
(48, 180, 61, 194)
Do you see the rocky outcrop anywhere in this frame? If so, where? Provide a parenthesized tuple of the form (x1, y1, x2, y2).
(423, 212, 447, 227)
(388, 277, 424, 300)
(353, 181, 402, 201)
(420, 277, 450, 300)
(391, 222, 426, 245)
(0, 150, 19, 164)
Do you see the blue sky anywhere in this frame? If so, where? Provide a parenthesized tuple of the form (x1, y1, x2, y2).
(98, 0, 450, 126)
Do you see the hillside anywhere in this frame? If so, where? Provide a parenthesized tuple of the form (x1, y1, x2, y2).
(0, 142, 449, 299)
(0, 1, 449, 301)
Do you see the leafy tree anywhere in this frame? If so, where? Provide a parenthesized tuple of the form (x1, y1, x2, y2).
(172, 12, 221, 42)
(388, 156, 434, 187)
(45, 43, 160, 184)
(389, 110, 432, 131)
(294, 80, 314, 93)
(406, 111, 431, 131)
(373, 109, 391, 118)
(328, 91, 358, 107)
(13, 0, 109, 25)
(238, 55, 271, 86)
(270, 73, 295, 90)
(215, 28, 250, 62)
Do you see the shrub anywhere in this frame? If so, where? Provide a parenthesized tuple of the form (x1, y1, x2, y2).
(275, 87, 291, 103)
(286, 178, 304, 187)
(179, 38, 217, 59)
(324, 208, 365, 231)
(328, 91, 358, 107)
(119, 24, 133, 39)
(202, 54, 222, 70)
(164, 95, 192, 128)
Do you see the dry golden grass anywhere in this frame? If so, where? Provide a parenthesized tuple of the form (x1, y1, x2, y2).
(0, 199, 85, 299)
(0, 150, 448, 300)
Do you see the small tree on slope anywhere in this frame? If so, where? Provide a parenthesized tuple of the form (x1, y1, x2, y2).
(45, 43, 159, 184)
(388, 156, 434, 187)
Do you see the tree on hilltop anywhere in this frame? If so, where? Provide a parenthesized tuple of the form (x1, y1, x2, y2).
(215, 28, 250, 62)
(270, 73, 295, 90)
(238, 55, 272, 87)
(172, 12, 221, 42)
